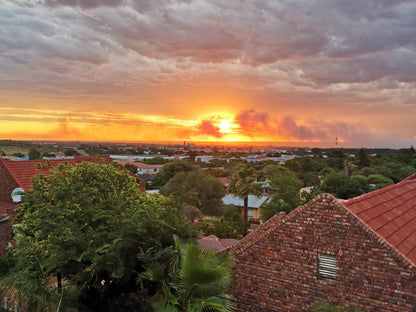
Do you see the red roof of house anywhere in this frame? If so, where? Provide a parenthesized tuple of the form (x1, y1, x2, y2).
(218, 177, 230, 185)
(344, 173, 416, 265)
(0, 156, 113, 191)
(256, 155, 268, 159)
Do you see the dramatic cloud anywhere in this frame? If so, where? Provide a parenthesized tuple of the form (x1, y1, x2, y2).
(42, 0, 124, 9)
(234, 109, 270, 134)
(0, 0, 415, 147)
(197, 120, 222, 138)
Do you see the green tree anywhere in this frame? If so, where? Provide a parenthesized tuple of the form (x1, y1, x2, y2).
(141, 236, 234, 312)
(12, 152, 25, 157)
(143, 157, 169, 165)
(1, 162, 190, 311)
(367, 174, 394, 190)
(63, 148, 80, 156)
(124, 163, 138, 174)
(357, 149, 370, 168)
(266, 165, 303, 209)
(320, 172, 364, 199)
(161, 170, 225, 216)
(228, 165, 261, 221)
(28, 148, 41, 160)
(152, 160, 195, 188)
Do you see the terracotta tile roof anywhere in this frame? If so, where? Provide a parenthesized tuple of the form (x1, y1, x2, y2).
(0, 156, 113, 191)
(344, 173, 416, 265)
(256, 154, 268, 159)
(231, 175, 416, 269)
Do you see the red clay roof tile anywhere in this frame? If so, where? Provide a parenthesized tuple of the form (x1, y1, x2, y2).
(0, 156, 113, 191)
(344, 176, 416, 265)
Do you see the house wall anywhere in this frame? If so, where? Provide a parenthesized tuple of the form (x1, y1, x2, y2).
(232, 195, 416, 311)
(0, 160, 19, 201)
(248, 208, 261, 220)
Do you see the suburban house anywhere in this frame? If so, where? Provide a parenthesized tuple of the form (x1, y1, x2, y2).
(222, 194, 270, 220)
(0, 156, 144, 256)
(230, 173, 416, 311)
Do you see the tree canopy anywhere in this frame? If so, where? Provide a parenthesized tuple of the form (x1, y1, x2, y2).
(228, 165, 261, 220)
(160, 170, 225, 216)
(1, 162, 190, 311)
(151, 160, 195, 188)
(261, 165, 303, 222)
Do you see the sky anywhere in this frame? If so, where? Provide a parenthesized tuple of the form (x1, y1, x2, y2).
(1, 0, 415, 148)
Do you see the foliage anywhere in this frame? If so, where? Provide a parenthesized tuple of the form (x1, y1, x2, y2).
(161, 170, 225, 216)
(152, 160, 195, 188)
(195, 218, 249, 239)
(1, 162, 190, 312)
(261, 198, 291, 222)
(143, 157, 169, 165)
(319, 167, 337, 177)
(319, 172, 364, 199)
(366, 174, 393, 190)
(357, 149, 370, 168)
(28, 148, 42, 160)
(125, 163, 138, 174)
(184, 206, 203, 222)
(63, 148, 80, 156)
(141, 236, 234, 312)
(228, 165, 261, 221)
(12, 152, 25, 157)
(350, 175, 370, 194)
(261, 165, 304, 221)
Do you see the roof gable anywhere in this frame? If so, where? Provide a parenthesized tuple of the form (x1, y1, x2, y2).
(231, 192, 416, 270)
(344, 176, 416, 266)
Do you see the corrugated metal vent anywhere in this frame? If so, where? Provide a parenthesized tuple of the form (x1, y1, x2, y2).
(318, 253, 336, 280)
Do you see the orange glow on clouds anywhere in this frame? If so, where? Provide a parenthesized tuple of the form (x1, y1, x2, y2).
(0, 105, 412, 148)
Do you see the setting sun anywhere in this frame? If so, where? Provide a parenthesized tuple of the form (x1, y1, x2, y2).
(218, 119, 233, 134)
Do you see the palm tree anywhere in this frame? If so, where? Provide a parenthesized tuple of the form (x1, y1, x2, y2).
(228, 165, 261, 221)
(142, 236, 234, 312)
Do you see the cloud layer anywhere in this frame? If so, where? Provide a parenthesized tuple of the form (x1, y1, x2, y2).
(0, 0, 415, 147)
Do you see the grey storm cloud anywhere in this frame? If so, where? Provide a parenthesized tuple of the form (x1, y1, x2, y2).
(1, 0, 415, 110)
(42, 0, 124, 9)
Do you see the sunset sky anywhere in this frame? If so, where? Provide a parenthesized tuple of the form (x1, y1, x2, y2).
(1, 0, 415, 148)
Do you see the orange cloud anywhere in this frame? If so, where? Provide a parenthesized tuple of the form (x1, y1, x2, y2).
(197, 120, 223, 138)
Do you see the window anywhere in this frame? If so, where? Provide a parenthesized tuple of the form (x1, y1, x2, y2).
(247, 209, 253, 217)
(318, 253, 336, 280)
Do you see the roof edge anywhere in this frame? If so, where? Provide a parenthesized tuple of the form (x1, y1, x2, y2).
(404, 172, 416, 181)
(230, 193, 327, 256)
(335, 195, 416, 270)
(231, 192, 416, 271)
(0, 158, 25, 190)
